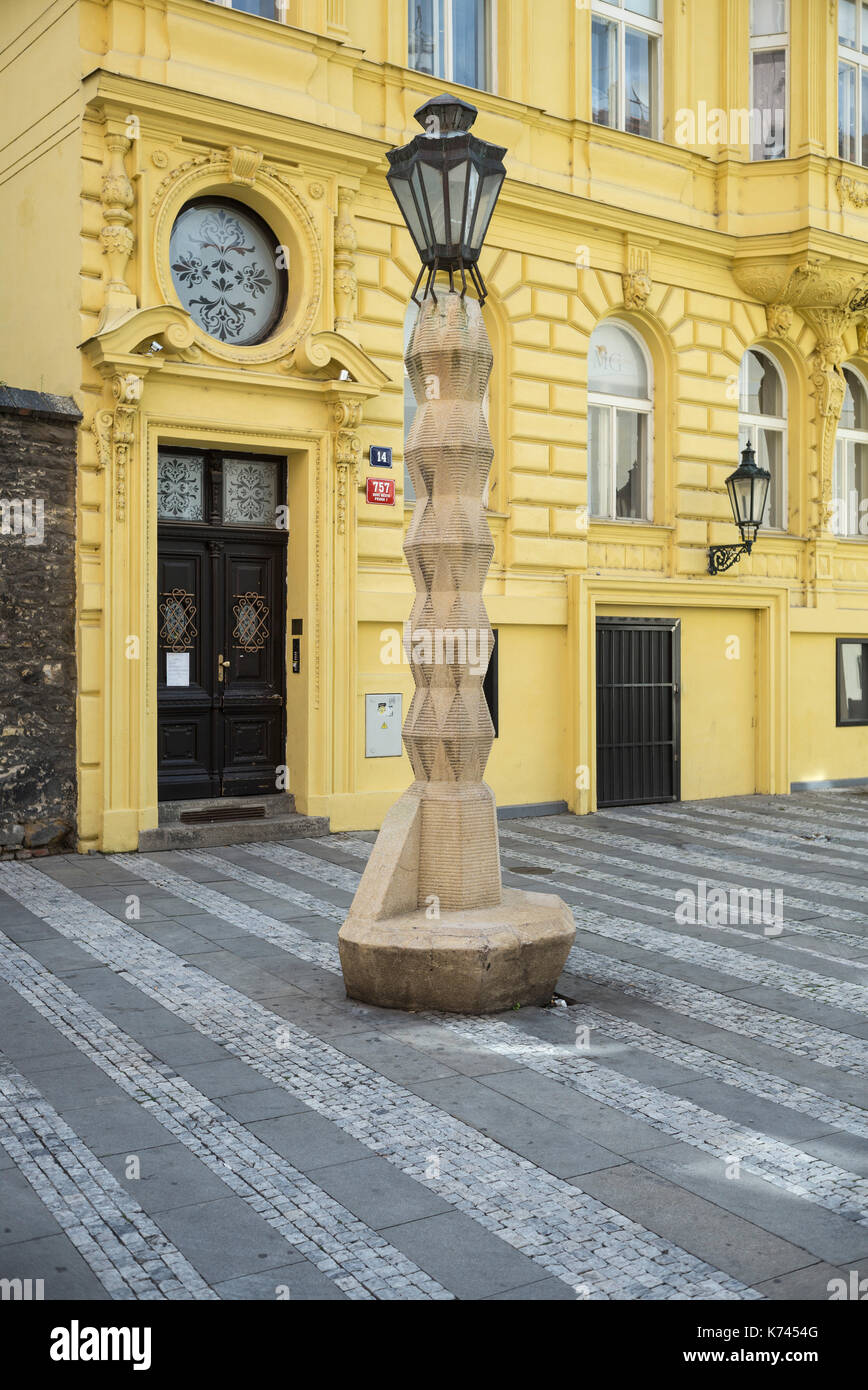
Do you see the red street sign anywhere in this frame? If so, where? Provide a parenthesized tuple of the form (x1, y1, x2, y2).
(366, 476, 395, 505)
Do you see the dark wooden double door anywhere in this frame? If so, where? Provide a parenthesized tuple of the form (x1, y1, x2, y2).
(596, 619, 681, 808)
(158, 528, 287, 801)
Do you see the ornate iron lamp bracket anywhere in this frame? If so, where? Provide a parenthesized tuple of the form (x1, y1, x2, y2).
(707, 541, 751, 575)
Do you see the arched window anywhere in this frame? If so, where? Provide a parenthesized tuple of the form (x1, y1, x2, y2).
(834, 366, 868, 537)
(403, 299, 493, 508)
(738, 348, 787, 530)
(587, 320, 652, 521)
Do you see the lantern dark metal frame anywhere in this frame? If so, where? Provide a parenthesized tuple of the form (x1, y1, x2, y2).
(386, 94, 507, 305)
(707, 440, 772, 575)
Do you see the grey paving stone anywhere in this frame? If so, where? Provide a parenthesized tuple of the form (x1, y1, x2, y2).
(99, 1141, 240, 1214)
(173, 1057, 279, 1099)
(384, 1210, 552, 1299)
(212, 1259, 348, 1300)
(218, 1086, 312, 1123)
(484, 1276, 580, 1300)
(58, 1096, 175, 1157)
(308, 1155, 453, 1229)
(152, 1196, 299, 1282)
(666, 1078, 835, 1145)
(0, 1168, 63, 1245)
(637, 1141, 868, 1266)
(753, 1261, 856, 1301)
(0, 1232, 111, 1300)
(249, 1112, 371, 1170)
(573, 1162, 819, 1285)
(410, 1073, 623, 1178)
(324, 1029, 459, 1085)
(476, 1067, 676, 1159)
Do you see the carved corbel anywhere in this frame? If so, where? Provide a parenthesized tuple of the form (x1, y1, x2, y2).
(334, 186, 358, 337)
(803, 307, 848, 536)
(228, 145, 264, 186)
(98, 133, 137, 331)
(622, 245, 652, 312)
(765, 303, 793, 337)
(332, 398, 363, 535)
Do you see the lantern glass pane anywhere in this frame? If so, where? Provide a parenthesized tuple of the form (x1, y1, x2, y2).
(392, 175, 428, 252)
(448, 160, 470, 245)
(421, 161, 446, 243)
(461, 163, 480, 243)
(468, 169, 503, 251)
(410, 164, 435, 247)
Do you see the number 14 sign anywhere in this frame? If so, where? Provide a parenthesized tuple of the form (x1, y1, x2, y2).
(366, 476, 395, 505)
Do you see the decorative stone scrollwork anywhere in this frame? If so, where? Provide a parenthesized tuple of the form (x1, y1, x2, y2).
(333, 398, 363, 535)
(334, 186, 358, 336)
(98, 133, 136, 330)
(803, 307, 848, 537)
(837, 175, 868, 209)
(89, 373, 143, 522)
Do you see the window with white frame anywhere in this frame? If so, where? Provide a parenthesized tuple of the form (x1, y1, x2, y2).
(591, 1, 661, 141)
(408, 0, 494, 91)
(749, 0, 787, 159)
(588, 320, 653, 521)
(838, 0, 868, 163)
(738, 348, 787, 530)
(834, 367, 868, 536)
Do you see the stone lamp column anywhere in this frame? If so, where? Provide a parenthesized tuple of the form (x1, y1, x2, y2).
(338, 288, 575, 1013)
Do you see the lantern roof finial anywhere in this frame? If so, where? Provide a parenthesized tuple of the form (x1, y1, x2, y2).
(413, 94, 478, 137)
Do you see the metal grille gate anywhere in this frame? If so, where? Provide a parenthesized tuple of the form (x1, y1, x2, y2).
(596, 618, 681, 808)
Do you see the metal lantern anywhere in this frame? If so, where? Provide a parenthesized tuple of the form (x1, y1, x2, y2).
(386, 94, 507, 304)
(708, 441, 772, 574)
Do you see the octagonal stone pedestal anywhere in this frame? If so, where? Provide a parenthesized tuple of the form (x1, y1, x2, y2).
(339, 886, 575, 1014)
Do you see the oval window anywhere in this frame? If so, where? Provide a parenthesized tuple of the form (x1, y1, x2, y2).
(169, 198, 287, 346)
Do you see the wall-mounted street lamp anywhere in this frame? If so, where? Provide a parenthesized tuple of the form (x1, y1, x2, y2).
(707, 441, 771, 575)
(386, 94, 506, 305)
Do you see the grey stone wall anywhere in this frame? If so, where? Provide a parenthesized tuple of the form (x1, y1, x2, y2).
(0, 388, 80, 855)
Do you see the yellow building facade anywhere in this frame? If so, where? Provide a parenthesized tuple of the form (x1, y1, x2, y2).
(3, 0, 868, 851)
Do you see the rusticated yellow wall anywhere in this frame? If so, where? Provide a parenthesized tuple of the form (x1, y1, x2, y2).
(0, 0, 866, 848)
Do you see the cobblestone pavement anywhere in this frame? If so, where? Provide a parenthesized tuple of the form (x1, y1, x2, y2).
(0, 791, 866, 1301)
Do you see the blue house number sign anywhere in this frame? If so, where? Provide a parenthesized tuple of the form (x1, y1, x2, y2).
(370, 446, 392, 468)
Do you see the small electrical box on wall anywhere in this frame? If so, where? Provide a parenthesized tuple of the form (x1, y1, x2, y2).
(365, 693, 402, 757)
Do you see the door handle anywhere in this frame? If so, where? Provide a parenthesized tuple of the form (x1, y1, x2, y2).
(217, 653, 231, 683)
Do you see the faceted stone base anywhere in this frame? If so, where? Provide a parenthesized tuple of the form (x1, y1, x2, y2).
(338, 887, 575, 1014)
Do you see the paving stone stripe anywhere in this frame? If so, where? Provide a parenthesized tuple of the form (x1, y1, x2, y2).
(520, 815, 868, 924)
(0, 864, 756, 1300)
(0, 934, 449, 1300)
(0, 1053, 216, 1300)
(119, 848, 868, 1226)
(497, 827, 868, 954)
(601, 802, 868, 852)
(590, 805, 868, 890)
(564, 944, 868, 1075)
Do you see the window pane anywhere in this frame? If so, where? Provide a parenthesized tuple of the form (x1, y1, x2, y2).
(625, 27, 656, 138)
(232, 0, 277, 14)
(840, 0, 857, 48)
(222, 458, 278, 526)
(592, 17, 618, 128)
(408, 0, 443, 76)
(862, 68, 868, 164)
(856, 439, 868, 522)
(751, 49, 786, 158)
(756, 426, 783, 528)
(452, 0, 488, 89)
(839, 61, 857, 161)
(740, 350, 783, 416)
(589, 323, 649, 398)
(158, 454, 204, 521)
(625, 0, 658, 17)
(750, 0, 786, 35)
(842, 368, 867, 428)
(615, 410, 648, 519)
(588, 405, 612, 517)
(839, 641, 868, 723)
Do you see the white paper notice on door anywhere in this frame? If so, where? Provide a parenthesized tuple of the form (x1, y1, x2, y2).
(165, 652, 190, 687)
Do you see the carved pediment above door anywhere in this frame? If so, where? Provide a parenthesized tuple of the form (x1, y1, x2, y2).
(284, 330, 391, 389)
(80, 305, 200, 366)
